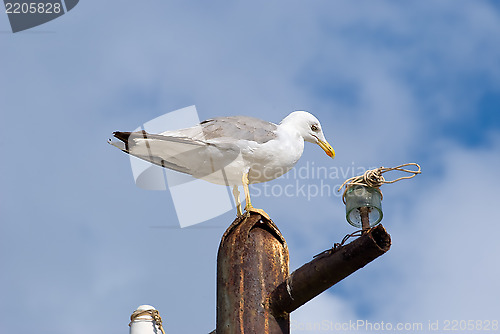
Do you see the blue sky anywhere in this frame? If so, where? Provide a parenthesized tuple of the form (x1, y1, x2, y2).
(1, 1, 500, 333)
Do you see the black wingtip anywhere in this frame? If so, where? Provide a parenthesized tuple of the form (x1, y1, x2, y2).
(112, 130, 151, 152)
(113, 131, 132, 143)
(113, 131, 133, 152)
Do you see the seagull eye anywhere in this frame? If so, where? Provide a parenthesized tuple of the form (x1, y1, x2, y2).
(311, 124, 319, 131)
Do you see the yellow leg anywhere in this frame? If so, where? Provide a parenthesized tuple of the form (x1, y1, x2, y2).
(242, 173, 271, 221)
(242, 173, 251, 208)
(233, 185, 243, 217)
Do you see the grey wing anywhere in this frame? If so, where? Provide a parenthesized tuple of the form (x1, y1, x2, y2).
(110, 115, 277, 179)
(163, 116, 278, 144)
(111, 130, 241, 179)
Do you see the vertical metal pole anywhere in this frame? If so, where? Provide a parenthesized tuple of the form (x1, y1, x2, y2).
(216, 213, 289, 334)
(359, 207, 370, 233)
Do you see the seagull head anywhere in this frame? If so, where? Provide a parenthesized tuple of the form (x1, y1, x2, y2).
(281, 111, 335, 158)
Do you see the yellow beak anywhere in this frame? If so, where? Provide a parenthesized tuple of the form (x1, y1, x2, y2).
(318, 139, 335, 158)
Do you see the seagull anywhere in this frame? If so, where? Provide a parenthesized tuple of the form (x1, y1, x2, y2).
(110, 111, 335, 220)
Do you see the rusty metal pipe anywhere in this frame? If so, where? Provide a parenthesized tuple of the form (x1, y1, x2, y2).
(360, 206, 371, 233)
(269, 224, 391, 316)
(216, 213, 290, 334)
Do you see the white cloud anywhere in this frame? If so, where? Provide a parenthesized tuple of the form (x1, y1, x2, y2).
(291, 293, 358, 334)
(2, 1, 500, 334)
(292, 134, 500, 332)
(385, 136, 500, 322)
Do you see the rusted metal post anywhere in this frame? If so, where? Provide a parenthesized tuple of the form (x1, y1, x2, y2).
(359, 207, 371, 233)
(269, 224, 391, 316)
(216, 213, 290, 334)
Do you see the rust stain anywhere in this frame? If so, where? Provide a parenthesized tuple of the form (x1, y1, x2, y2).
(216, 213, 289, 334)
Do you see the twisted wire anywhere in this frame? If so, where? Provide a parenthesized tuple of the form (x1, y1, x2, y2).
(129, 309, 166, 334)
(338, 163, 421, 204)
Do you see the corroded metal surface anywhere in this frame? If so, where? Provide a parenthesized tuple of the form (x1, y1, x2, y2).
(269, 224, 391, 316)
(216, 213, 289, 334)
(360, 206, 371, 232)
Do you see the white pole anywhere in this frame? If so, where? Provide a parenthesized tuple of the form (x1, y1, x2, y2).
(129, 305, 165, 334)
